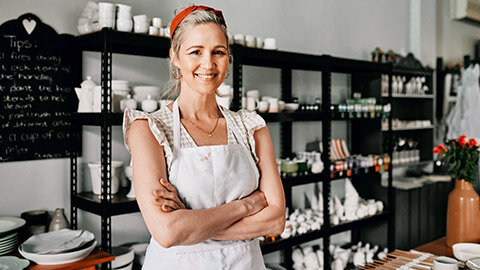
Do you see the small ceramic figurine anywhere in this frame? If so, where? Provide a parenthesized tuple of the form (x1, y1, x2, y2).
(304, 251, 320, 268)
(141, 95, 158, 112)
(120, 94, 137, 111)
(292, 248, 304, 265)
(378, 247, 388, 260)
(353, 247, 366, 267)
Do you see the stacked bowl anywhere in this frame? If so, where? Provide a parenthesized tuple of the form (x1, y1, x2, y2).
(98, 2, 115, 29)
(112, 80, 131, 113)
(133, 86, 161, 102)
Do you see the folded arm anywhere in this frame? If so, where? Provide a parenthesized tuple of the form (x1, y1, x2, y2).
(128, 119, 265, 248)
(210, 126, 286, 240)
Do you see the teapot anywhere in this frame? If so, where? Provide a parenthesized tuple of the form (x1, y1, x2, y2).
(75, 76, 97, 112)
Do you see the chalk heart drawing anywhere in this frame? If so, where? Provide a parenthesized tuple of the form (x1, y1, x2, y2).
(23, 19, 36, 35)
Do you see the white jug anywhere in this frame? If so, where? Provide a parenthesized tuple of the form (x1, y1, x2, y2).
(75, 76, 97, 112)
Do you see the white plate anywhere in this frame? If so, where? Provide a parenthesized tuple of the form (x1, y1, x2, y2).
(19, 240, 96, 265)
(0, 232, 17, 242)
(466, 257, 480, 270)
(0, 238, 17, 249)
(0, 217, 25, 235)
(21, 229, 94, 254)
(0, 246, 16, 256)
(453, 243, 480, 261)
(0, 256, 29, 270)
(111, 246, 134, 268)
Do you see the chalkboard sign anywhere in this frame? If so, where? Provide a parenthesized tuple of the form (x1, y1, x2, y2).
(0, 13, 81, 162)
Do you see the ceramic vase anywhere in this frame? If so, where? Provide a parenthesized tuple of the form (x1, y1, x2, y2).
(48, 208, 70, 232)
(446, 179, 480, 247)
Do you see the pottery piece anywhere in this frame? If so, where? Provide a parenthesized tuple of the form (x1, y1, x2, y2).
(48, 208, 69, 232)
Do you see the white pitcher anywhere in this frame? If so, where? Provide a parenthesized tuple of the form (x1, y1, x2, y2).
(75, 76, 97, 112)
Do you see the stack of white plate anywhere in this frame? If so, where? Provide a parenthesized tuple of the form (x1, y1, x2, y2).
(0, 216, 26, 255)
(19, 229, 96, 265)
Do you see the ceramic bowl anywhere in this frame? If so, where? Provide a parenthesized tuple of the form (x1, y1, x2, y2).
(284, 103, 299, 112)
(452, 243, 480, 261)
(19, 240, 96, 265)
(112, 246, 134, 268)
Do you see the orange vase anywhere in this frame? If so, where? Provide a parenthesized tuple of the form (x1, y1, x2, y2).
(446, 179, 480, 247)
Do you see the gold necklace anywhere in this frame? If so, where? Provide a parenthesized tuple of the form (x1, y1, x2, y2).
(183, 115, 220, 138)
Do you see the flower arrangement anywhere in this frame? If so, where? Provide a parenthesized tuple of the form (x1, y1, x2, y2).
(434, 135, 480, 183)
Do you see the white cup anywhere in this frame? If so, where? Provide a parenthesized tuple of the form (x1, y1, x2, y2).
(149, 26, 159, 35)
(152, 17, 162, 28)
(245, 35, 256, 48)
(241, 96, 247, 109)
(88, 161, 123, 195)
(134, 21, 149, 33)
(258, 101, 269, 113)
(246, 97, 259, 111)
(433, 256, 458, 270)
(133, 14, 148, 22)
(279, 100, 286, 112)
(246, 90, 260, 101)
(256, 37, 263, 48)
(234, 34, 245, 45)
(264, 38, 277, 49)
(268, 98, 279, 113)
(159, 28, 165, 37)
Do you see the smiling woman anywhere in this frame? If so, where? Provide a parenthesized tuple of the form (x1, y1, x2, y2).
(123, 5, 285, 270)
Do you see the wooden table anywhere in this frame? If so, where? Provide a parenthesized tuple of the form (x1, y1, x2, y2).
(414, 237, 454, 258)
(27, 248, 114, 270)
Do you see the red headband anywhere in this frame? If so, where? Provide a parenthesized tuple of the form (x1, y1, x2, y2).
(170, 5, 226, 39)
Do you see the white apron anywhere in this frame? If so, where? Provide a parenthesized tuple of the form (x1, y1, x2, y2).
(142, 100, 266, 270)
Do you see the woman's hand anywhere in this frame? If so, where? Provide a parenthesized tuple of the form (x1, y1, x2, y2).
(242, 190, 268, 216)
(153, 178, 186, 212)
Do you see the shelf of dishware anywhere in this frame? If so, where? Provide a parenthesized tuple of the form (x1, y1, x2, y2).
(382, 126, 434, 132)
(281, 165, 386, 188)
(76, 27, 171, 58)
(381, 93, 434, 99)
(231, 44, 391, 73)
(72, 187, 139, 216)
(260, 211, 389, 254)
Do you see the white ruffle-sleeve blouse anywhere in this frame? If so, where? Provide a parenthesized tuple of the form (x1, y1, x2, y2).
(123, 104, 266, 174)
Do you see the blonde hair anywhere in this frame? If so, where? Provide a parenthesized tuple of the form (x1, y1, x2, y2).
(163, 7, 231, 100)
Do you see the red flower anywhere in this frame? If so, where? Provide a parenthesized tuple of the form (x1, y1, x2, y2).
(470, 138, 477, 147)
(439, 144, 447, 151)
(433, 146, 440, 154)
(459, 135, 467, 147)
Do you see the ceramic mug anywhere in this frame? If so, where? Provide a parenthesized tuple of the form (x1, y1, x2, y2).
(433, 256, 458, 270)
(279, 100, 286, 112)
(258, 101, 269, 113)
(246, 90, 260, 101)
(268, 98, 279, 113)
(246, 97, 259, 111)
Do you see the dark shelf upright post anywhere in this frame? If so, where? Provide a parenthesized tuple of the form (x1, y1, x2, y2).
(387, 69, 395, 251)
(280, 68, 293, 159)
(232, 47, 243, 111)
(100, 28, 113, 270)
(321, 56, 332, 270)
(280, 67, 293, 268)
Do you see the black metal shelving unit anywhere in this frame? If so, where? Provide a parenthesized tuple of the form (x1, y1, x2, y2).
(231, 44, 394, 269)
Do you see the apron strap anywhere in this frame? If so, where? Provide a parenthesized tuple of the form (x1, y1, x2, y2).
(172, 99, 181, 148)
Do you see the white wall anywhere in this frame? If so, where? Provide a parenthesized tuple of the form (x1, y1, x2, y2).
(1, 0, 476, 252)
